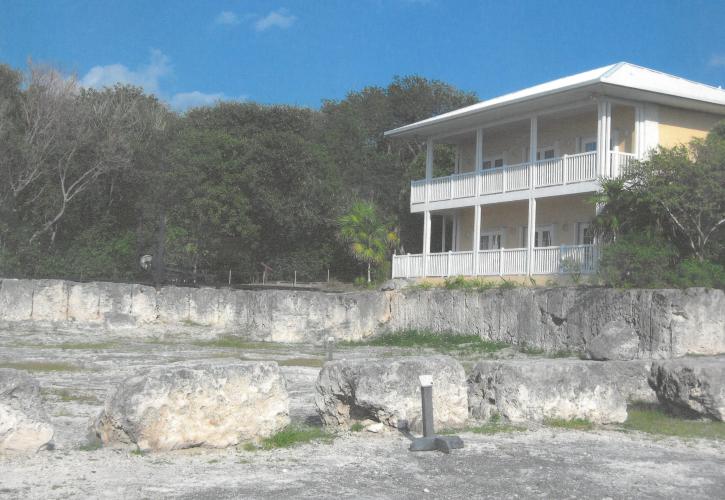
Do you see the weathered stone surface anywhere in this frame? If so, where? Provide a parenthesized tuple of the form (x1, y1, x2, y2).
(649, 357, 725, 421)
(0, 369, 54, 453)
(130, 284, 157, 324)
(0, 279, 34, 321)
(0, 278, 723, 354)
(31, 279, 68, 322)
(467, 359, 653, 424)
(189, 287, 222, 326)
(388, 287, 725, 358)
(315, 356, 468, 432)
(585, 320, 640, 360)
(92, 362, 289, 452)
(157, 286, 191, 324)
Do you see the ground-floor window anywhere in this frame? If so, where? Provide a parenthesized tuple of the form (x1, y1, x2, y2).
(480, 230, 503, 250)
(522, 225, 554, 247)
(576, 222, 593, 245)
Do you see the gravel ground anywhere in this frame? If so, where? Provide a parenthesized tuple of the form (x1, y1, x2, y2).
(1, 326, 724, 499)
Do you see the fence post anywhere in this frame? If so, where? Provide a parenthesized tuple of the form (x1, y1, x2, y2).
(499, 247, 504, 276)
(294, 270, 297, 287)
(406, 253, 411, 278)
(562, 155, 568, 185)
(447, 250, 452, 277)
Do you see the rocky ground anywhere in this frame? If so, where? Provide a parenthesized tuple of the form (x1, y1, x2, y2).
(1, 326, 724, 499)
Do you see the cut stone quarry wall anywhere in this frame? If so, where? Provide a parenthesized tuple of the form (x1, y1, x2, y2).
(0, 278, 723, 357)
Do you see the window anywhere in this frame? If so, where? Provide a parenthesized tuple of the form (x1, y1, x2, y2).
(480, 231, 503, 250)
(577, 222, 593, 245)
(482, 157, 504, 169)
(582, 137, 597, 153)
(522, 225, 554, 247)
(536, 148, 556, 160)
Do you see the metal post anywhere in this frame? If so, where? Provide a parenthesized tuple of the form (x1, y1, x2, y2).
(294, 270, 297, 287)
(419, 375, 435, 438)
(409, 374, 463, 453)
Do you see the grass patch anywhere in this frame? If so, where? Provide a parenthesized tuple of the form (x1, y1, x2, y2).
(192, 336, 281, 350)
(469, 423, 526, 435)
(181, 319, 207, 327)
(42, 388, 99, 404)
(276, 358, 324, 368)
(78, 441, 103, 452)
(350, 422, 364, 432)
(130, 448, 145, 456)
(57, 342, 117, 350)
(342, 329, 509, 354)
(260, 425, 334, 450)
(622, 402, 725, 440)
(544, 417, 594, 431)
(242, 442, 257, 452)
(0, 361, 81, 372)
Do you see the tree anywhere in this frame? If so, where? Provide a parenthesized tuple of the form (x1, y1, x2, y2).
(338, 201, 399, 283)
(594, 123, 725, 262)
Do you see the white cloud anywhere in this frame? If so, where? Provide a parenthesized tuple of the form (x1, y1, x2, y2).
(254, 8, 296, 32)
(215, 10, 240, 25)
(80, 50, 242, 112)
(81, 49, 170, 95)
(708, 54, 725, 68)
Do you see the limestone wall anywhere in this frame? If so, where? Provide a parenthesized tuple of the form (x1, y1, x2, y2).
(0, 278, 723, 357)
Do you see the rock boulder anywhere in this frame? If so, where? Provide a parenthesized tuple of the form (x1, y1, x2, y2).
(467, 359, 651, 424)
(315, 356, 468, 432)
(0, 369, 54, 453)
(649, 357, 725, 421)
(92, 362, 289, 452)
(585, 320, 640, 360)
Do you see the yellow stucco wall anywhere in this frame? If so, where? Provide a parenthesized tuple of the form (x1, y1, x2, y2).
(452, 194, 596, 250)
(455, 107, 639, 169)
(658, 106, 723, 147)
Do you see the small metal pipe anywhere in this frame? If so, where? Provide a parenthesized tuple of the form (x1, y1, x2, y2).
(419, 375, 434, 438)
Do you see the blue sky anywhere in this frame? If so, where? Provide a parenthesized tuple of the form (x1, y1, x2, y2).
(2, 0, 725, 110)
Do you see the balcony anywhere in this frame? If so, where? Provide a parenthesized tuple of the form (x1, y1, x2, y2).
(411, 151, 636, 207)
(392, 244, 598, 279)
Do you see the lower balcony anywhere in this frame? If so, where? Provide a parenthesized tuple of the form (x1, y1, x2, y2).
(391, 244, 598, 278)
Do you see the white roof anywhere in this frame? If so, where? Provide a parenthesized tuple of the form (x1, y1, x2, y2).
(384, 62, 725, 138)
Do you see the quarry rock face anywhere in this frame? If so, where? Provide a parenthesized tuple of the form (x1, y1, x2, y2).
(0, 369, 54, 454)
(387, 287, 725, 358)
(0, 278, 723, 358)
(585, 320, 640, 360)
(649, 357, 725, 421)
(315, 356, 468, 432)
(92, 362, 290, 452)
(466, 359, 652, 424)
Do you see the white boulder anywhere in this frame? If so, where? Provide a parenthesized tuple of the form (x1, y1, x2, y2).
(315, 356, 468, 432)
(92, 362, 290, 452)
(0, 369, 54, 453)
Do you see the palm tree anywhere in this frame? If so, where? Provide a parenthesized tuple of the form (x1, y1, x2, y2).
(338, 201, 399, 283)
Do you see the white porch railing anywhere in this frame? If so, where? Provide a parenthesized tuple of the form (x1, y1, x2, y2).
(411, 151, 638, 205)
(391, 244, 597, 278)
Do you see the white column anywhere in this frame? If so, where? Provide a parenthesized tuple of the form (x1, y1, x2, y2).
(423, 210, 431, 276)
(473, 205, 481, 276)
(529, 116, 538, 189)
(597, 100, 612, 177)
(441, 216, 447, 252)
(425, 138, 434, 203)
(475, 128, 484, 171)
(527, 197, 537, 276)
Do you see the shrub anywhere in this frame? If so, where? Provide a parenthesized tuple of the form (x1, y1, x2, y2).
(670, 258, 725, 289)
(598, 233, 677, 288)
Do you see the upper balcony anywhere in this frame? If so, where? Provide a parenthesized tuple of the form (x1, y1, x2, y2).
(408, 101, 643, 212)
(410, 150, 636, 209)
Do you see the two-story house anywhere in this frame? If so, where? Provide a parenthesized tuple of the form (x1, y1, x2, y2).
(386, 63, 725, 279)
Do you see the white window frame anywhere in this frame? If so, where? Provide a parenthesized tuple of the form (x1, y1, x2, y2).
(581, 136, 597, 154)
(576, 222, 593, 245)
(522, 224, 555, 248)
(482, 156, 504, 170)
(480, 229, 504, 250)
(536, 146, 556, 161)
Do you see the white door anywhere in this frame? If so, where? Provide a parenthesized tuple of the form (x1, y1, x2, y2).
(522, 226, 554, 247)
